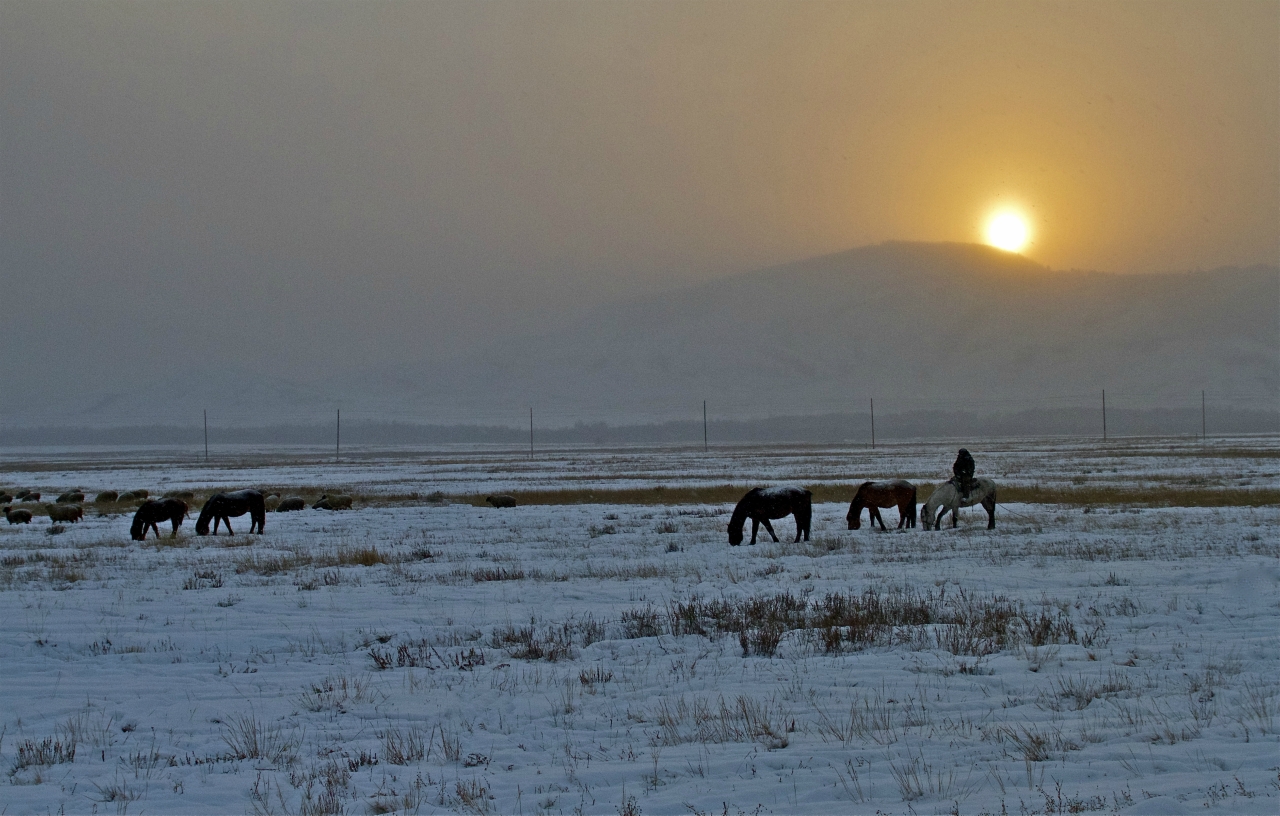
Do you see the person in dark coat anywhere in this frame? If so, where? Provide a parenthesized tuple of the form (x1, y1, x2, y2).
(952, 448, 976, 499)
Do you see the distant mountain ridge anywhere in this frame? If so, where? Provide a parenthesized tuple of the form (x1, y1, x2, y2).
(455, 242, 1277, 414)
(2, 242, 1274, 428)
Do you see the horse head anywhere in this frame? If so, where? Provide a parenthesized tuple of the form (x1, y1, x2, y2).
(727, 521, 744, 546)
(195, 494, 221, 535)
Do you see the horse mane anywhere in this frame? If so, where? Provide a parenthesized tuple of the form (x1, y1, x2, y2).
(908, 484, 918, 525)
(850, 481, 875, 505)
(727, 489, 758, 538)
(195, 494, 222, 532)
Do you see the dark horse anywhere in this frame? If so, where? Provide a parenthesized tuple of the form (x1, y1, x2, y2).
(728, 487, 812, 546)
(196, 489, 266, 535)
(131, 498, 189, 541)
(846, 480, 917, 530)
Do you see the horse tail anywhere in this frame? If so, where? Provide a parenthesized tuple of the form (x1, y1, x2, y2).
(798, 489, 813, 537)
(908, 485, 918, 527)
(252, 492, 266, 533)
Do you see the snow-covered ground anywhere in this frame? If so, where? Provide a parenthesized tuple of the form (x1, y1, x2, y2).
(1, 439, 1277, 815)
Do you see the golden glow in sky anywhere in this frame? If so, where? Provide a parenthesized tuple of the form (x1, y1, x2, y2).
(984, 211, 1031, 253)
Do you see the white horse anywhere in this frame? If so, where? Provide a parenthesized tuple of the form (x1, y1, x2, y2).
(920, 478, 997, 530)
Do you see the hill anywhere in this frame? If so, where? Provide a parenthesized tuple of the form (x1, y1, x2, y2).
(455, 242, 1278, 415)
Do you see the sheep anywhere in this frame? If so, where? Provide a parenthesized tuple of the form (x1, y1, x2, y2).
(3, 506, 33, 524)
(116, 490, 148, 503)
(94, 491, 119, 503)
(15, 490, 31, 500)
(486, 495, 518, 508)
(264, 494, 282, 511)
(162, 490, 195, 501)
(0, 493, 12, 504)
(20, 492, 41, 503)
(46, 504, 84, 523)
(56, 491, 85, 504)
(312, 494, 354, 511)
(275, 497, 306, 512)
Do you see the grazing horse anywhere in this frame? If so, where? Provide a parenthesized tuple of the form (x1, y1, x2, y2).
(846, 480, 917, 530)
(728, 487, 812, 546)
(920, 478, 997, 530)
(195, 490, 266, 535)
(131, 498, 189, 541)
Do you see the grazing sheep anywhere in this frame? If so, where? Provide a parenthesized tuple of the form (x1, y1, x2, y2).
(20, 492, 41, 503)
(312, 494, 353, 511)
(162, 490, 195, 501)
(0, 493, 12, 504)
(263, 495, 281, 511)
(275, 497, 306, 512)
(94, 491, 119, 504)
(4, 506, 33, 524)
(56, 491, 85, 504)
(15, 490, 31, 500)
(46, 504, 84, 523)
(116, 490, 149, 502)
(486, 495, 518, 508)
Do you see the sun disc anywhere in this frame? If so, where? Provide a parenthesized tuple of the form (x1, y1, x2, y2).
(985, 211, 1030, 252)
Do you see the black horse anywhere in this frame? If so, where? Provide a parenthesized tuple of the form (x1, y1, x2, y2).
(195, 490, 266, 535)
(131, 498, 189, 541)
(728, 486, 812, 546)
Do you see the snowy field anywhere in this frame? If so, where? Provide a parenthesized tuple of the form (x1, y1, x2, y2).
(1, 438, 1277, 815)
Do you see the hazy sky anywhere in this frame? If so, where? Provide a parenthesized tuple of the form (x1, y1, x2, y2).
(2, 1, 1277, 384)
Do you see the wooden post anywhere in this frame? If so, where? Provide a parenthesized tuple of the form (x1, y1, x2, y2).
(1102, 390, 1107, 441)
(870, 398, 876, 450)
(336, 409, 341, 462)
(703, 400, 708, 452)
(203, 409, 208, 462)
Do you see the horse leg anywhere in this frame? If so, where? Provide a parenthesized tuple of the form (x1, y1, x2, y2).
(761, 518, 779, 542)
(983, 494, 996, 529)
(750, 518, 760, 545)
(896, 501, 907, 529)
(224, 518, 234, 535)
(950, 507, 958, 528)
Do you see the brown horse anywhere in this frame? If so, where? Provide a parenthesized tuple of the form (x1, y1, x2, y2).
(846, 480, 917, 530)
(131, 498, 189, 540)
(728, 487, 812, 546)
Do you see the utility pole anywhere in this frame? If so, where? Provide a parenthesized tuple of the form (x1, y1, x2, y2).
(336, 409, 341, 462)
(1201, 390, 1206, 441)
(703, 400, 708, 452)
(1102, 390, 1107, 441)
(529, 407, 534, 459)
(203, 409, 208, 462)
(870, 398, 876, 450)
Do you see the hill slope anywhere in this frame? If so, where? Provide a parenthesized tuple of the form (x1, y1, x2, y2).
(461, 242, 1278, 414)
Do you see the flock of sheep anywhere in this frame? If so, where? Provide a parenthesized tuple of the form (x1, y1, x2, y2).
(1, 487, 355, 533)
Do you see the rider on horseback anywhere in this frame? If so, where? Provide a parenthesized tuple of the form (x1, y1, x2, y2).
(952, 448, 976, 500)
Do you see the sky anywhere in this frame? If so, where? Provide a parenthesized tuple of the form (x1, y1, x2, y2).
(1, 1, 1277, 423)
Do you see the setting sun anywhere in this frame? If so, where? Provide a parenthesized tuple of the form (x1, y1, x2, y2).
(985, 211, 1031, 253)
